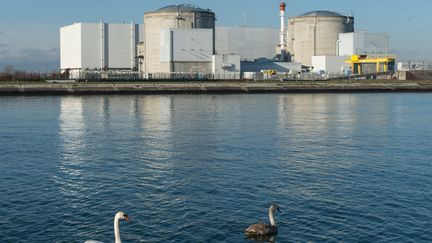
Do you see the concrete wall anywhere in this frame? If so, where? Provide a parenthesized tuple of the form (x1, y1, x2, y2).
(338, 32, 389, 56)
(81, 24, 102, 70)
(212, 54, 241, 79)
(287, 16, 354, 66)
(312, 56, 348, 73)
(173, 62, 212, 73)
(108, 24, 139, 69)
(159, 30, 172, 63)
(4, 81, 430, 95)
(159, 29, 213, 73)
(215, 27, 279, 60)
(60, 23, 142, 71)
(171, 29, 213, 62)
(60, 24, 82, 70)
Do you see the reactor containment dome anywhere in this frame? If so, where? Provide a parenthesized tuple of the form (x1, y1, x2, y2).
(143, 4, 216, 74)
(287, 10, 354, 66)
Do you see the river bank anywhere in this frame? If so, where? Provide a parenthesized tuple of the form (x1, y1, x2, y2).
(1, 80, 432, 95)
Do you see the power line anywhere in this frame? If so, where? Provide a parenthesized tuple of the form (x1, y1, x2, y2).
(351, 0, 389, 12)
(365, 8, 432, 30)
(356, 0, 431, 26)
(390, 26, 432, 38)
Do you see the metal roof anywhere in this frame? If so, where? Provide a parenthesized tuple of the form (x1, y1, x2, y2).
(299, 10, 346, 17)
(153, 4, 214, 14)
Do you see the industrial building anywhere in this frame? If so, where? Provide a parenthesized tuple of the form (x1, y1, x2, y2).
(337, 32, 389, 56)
(60, 3, 291, 80)
(142, 5, 216, 74)
(59, 2, 395, 80)
(311, 56, 348, 74)
(346, 55, 395, 75)
(311, 31, 391, 74)
(287, 11, 354, 67)
(215, 27, 279, 61)
(60, 22, 142, 78)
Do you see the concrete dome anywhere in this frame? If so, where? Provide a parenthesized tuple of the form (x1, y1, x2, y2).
(143, 4, 216, 74)
(299, 10, 346, 17)
(287, 10, 354, 66)
(153, 4, 213, 14)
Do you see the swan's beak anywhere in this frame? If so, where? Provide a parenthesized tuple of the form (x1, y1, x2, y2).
(124, 215, 130, 221)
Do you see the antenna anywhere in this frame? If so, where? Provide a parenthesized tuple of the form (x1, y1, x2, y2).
(100, 0, 105, 21)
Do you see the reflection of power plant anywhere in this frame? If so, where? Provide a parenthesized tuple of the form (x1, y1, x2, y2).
(60, 2, 394, 79)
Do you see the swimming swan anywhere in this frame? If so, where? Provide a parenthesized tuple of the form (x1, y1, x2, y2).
(85, 211, 129, 243)
(245, 204, 280, 236)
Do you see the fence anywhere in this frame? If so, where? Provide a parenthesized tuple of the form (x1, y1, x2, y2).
(0, 69, 394, 83)
(66, 70, 364, 82)
(0, 70, 63, 82)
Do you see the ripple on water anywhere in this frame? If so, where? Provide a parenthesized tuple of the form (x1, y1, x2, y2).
(1, 94, 432, 242)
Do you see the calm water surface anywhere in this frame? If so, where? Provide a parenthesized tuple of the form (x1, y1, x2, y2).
(0, 93, 432, 242)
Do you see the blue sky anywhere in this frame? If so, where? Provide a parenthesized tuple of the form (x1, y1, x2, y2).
(0, 0, 431, 71)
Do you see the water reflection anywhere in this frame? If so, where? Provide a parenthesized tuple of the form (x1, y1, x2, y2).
(59, 97, 86, 161)
(53, 97, 88, 207)
(276, 94, 363, 200)
(165, 95, 224, 168)
(136, 95, 173, 162)
(277, 94, 360, 135)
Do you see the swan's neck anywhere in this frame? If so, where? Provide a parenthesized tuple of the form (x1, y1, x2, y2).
(268, 208, 276, 227)
(114, 215, 122, 243)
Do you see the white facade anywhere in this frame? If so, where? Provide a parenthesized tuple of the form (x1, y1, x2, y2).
(312, 56, 348, 73)
(160, 29, 213, 62)
(216, 27, 279, 61)
(60, 23, 142, 71)
(158, 28, 214, 73)
(61, 24, 82, 70)
(212, 54, 241, 79)
(337, 32, 389, 56)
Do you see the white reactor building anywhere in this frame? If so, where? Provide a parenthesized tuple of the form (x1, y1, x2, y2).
(60, 22, 142, 76)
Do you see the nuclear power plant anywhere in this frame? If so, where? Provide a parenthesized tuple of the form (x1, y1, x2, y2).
(60, 2, 394, 80)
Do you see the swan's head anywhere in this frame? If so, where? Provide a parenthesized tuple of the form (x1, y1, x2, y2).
(270, 204, 281, 213)
(116, 211, 130, 221)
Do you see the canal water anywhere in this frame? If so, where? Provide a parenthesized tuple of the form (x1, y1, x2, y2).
(0, 93, 431, 242)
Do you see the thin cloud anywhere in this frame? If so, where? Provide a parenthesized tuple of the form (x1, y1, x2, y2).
(0, 47, 60, 71)
(0, 49, 10, 56)
(15, 47, 59, 61)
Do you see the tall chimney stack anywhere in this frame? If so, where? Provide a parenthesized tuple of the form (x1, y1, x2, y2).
(279, 1, 286, 50)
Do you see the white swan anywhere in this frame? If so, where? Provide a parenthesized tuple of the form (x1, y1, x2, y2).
(245, 204, 281, 236)
(85, 211, 129, 243)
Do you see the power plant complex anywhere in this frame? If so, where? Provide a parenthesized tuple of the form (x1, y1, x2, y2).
(60, 2, 393, 80)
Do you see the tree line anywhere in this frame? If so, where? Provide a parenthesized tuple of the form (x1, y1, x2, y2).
(0, 65, 63, 82)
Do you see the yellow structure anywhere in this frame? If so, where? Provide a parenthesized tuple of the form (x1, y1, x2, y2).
(262, 70, 277, 75)
(347, 55, 396, 75)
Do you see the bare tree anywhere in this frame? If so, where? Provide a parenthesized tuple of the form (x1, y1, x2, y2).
(3, 65, 14, 81)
